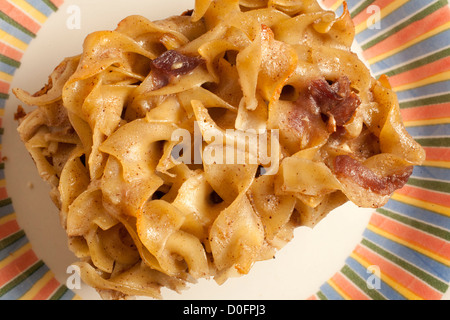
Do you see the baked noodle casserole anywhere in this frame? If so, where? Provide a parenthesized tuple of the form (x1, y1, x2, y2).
(13, 0, 425, 299)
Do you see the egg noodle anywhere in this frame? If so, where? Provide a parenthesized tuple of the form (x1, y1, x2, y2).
(14, 0, 425, 299)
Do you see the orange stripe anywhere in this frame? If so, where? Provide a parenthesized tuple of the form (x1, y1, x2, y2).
(395, 184, 450, 208)
(352, 0, 396, 25)
(389, 56, 450, 88)
(363, 5, 450, 60)
(0, 249, 38, 287)
(424, 147, 450, 162)
(370, 212, 450, 260)
(0, 219, 20, 240)
(353, 244, 442, 300)
(330, 272, 370, 300)
(401, 103, 450, 122)
(32, 277, 60, 300)
(321, 0, 340, 9)
(0, 41, 23, 61)
(0, 0, 41, 34)
(0, 80, 10, 94)
(49, 0, 64, 7)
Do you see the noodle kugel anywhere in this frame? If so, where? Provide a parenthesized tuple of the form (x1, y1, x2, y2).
(13, 0, 425, 299)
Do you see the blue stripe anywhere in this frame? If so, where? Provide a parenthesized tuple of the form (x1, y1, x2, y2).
(24, 0, 53, 17)
(0, 61, 17, 76)
(0, 99, 5, 109)
(412, 166, 450, 181)
(0, 202, 14, 219)
(0, 262, 49, 300)
(371, 30, 450, 75)
(0, 235, 29, 261)
(319, 282, 345, 300)
(58, 288, 77, 300)
(355, 0, 437, 47)
(406, 124, 450, 138)
(363, 228, 450, 283)
(383, 199, 450, 230)
(345, 256, 406, 300)
(0, 19, 33, 44)
(395, 80, 450, 101)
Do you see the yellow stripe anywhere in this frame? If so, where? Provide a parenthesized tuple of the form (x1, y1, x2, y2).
(18, 270, 55, 300)
(0, 242, 32, 268)
(0, 212, 16, 225)
(404, 118, 450, 127)
(368, 22, 450, 65)
(391, 193, 450, 217)
(72, 294, 83, 300)
(423, 160, 450, 169)
(327, 278, 352, 300)
(0, 71, 14, 83)
(367, 223, 450, 267)
(355, 0, 409, 34)
(8, 0, 48, 24)
(0, 109, 4, 117)
(350, 251, 424, 300)
(0, 30, 28, 51)
(0, 179, 6, 188)
(330, 0, 345, 12)
(393, 71, 450, 92)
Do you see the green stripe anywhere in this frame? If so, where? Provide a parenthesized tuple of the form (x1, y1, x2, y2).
(361, 238, 449, 293)
(0, 11, 36, 38)
(399, 93, 450, 109)
(407, 177, 450, 194)
(361, 0, 448, 50)
(41, 0, 58, 12)
(0, 198, 12, 207)
(49, 285, 69, 300)
(0, 260, 45, 297)
(0, 162, 4, 170)
(415, 137, 450, 147)
(350, 0, 376, 18)
(0, 128, 4, 135)
(0, 54, 20, 69)
(340, 265, 387, 300)
(0, 230, 26, 251)
(381, 48, 450, 78)
(377, 207, 450, 241)
(316, 291, 328, 300)
(0, 93, 9, 100)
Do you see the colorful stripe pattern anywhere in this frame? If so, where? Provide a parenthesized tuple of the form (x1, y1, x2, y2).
(0, 0, 449, 300)
(312, 0, 450, 300)
(0, 0, 78, 300)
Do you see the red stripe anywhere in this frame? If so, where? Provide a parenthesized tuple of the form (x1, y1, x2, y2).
(331, 272, 370, 300)
(0, 81, 11, 94)
(354, 244, 442, 300)
(49, 0, 64, 7)
(32, 277, 61, 300)
(395, 184, 450, 208)
(0, 42, 23, 61)
(370, 212, 450, 260)
(401, 103, 450, 122)
(0, 219, 20, 240)
(424, 147, 450, 162)
(390, 56, 450, 88)
(363, 6, 450, 60)
(352, 0, 396, 26)
(0, 0, 41, 34)
(0, 249, 39, 287)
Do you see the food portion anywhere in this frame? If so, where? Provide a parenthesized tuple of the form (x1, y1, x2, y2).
(14, 0, 425, 299)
